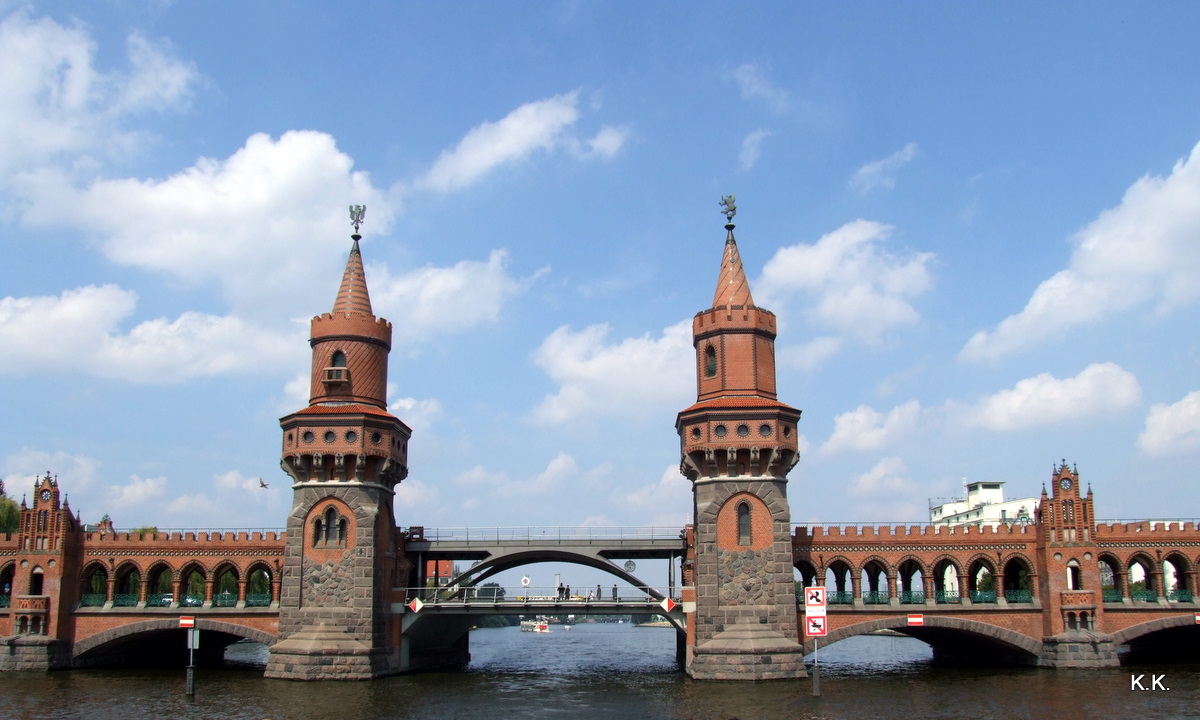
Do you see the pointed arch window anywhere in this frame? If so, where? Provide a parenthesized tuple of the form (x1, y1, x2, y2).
(323, 350, 350, 384)
(704, 346, 717, 378)
(737, 502, 751, 546)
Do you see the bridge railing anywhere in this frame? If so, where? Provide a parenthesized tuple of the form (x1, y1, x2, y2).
(403, 526, 686, 542)
(405, 585, 678, 606)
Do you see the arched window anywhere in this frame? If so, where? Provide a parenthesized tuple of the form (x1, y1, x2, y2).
(324, 507, 337, 544)
(737, 502, 751, 546)
(1067, 559, 1082, 590)
(331, 351, 347, 367)
(704, 346, 717, 378)
(29, 567, 44, 595)
(313, 518, 323, 546)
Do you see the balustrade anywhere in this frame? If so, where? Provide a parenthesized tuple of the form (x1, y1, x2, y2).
(1004, 589, 1032, 603)
(898, 591, 925, 604)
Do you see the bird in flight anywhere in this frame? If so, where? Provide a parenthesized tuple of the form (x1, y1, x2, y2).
(258, 478, 269, 489)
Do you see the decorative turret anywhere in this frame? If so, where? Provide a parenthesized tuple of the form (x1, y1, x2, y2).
(279, 206, 410, 491)
(676, 196, 806, 681)
(677, 197, 801, 482)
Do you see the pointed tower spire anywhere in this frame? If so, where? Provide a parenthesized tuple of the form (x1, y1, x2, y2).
(332, 214, 373, 316)
(712, 223, 755, 308)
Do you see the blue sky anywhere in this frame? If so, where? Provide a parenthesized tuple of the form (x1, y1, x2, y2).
(3, 2, 1200, 544)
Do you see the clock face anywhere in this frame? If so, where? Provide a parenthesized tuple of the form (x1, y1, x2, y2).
(1059, 478, 1073, 491)
(39, 489, 51, 501)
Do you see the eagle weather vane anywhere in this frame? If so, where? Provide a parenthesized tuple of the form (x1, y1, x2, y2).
(719, 194, 736, 222)
(349, 204, 366, 234)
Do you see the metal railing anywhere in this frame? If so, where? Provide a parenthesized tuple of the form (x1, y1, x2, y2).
(113, 594, 138, 607)
(0, 594, 9, 608)
(935, 591, 961, 604)
(1129, 589, 1158, 602)
(409, 585, 672, 606)
(827, 591, 854, 604)
(405, 526, 686, 543)
(1102, 588, 1122, 602)
(970, 590, 997, 603)
(862, 591, 889, 605)
(246, 593, 272, 607)
(898, 591, 925, 604)
(1168, 589, 1193, 602)
(146, 593, 173, 607)
(1004, 589, 1033, 603)
(213, 592, 238, 608)
(79, 593, 106, 607)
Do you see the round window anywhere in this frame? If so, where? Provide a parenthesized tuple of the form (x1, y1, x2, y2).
(302, 431, 314, 443)
(324, 431, 336, 443)
(345, 431, 358, 443)
(371, 432, 382, 445)
(737, 424, 749, 437)
(691, 427, 701, 440)
(783, 426, 792, 438)
(759, 424, 771, 437)
(714, 425, 727, 438)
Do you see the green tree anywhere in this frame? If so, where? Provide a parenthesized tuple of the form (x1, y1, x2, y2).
(476, 582, 505, 601)
(0, 496, 18, 534)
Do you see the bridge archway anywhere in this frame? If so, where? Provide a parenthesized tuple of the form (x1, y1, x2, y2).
(439, 550, 666, 599)
(810, 616, 1041, 666)
(1112, 616, 1200, 663)
(72, 618, 276, 668)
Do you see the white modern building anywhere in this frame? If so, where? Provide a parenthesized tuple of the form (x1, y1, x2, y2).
(929, 481, 1038, 528)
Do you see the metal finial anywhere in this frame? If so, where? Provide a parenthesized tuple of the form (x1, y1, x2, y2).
(349, 205, 366, 234)
(719, 195, 736, 223)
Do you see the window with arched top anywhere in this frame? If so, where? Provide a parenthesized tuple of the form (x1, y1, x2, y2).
(331, 351, 347, 367)
(704, 346, 717, 378)
(737, 502, 751, 546)
(1067, 559, 1082, 590)
(324, 507, 337, 544)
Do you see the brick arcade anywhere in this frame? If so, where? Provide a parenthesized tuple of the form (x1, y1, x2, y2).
(3, 208, 1199, 678)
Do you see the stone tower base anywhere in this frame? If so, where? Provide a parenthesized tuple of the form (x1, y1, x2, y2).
(1039, 631, 1120, 667)
(0, 636, 72, 672)
(264, 622, 394, 680)
(687, 618, 807, 680)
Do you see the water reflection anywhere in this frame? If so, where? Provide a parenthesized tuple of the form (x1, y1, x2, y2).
(1, 624, 1197, 720)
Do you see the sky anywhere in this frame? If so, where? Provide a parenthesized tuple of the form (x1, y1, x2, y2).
(2, 2, 1200, 556)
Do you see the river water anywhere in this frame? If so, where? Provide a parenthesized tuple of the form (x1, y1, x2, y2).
(1, 624, 1197, 719)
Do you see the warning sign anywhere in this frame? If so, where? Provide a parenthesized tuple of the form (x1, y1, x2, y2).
(660, 597, 677, 613)
(179, 616, 195, 628)
(805, 615, 827, 637)
(907, 614, 924, 626)
(804, 587, 826, 608)
(407, 598, 424, 613)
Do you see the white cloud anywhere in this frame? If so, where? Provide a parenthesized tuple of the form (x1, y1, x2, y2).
(510, 452, 579, 493)
(850, 457, 911, 496)
(388, 396, 444, 435)
(778, 336, 843, 372)
(1137, 391, 1200, 456)
(965, 362, 1141, 432)
(729, 64, 788, 111)
(417, 91, 624, 191)
(368, 250, 537, 341)
(2, 449, 101, 495)
(962, 142, 1200, 361)
(849, 142, 918, 194)
(0, 12, 198, 176)
(739, 129, 771, 171)
(21, 131, 391, 321)
(0, 285, 299, 382)
(621, 464, 693, 527)
(108, 474, 167, 506)
(757, 220, 934, 342)
(821, 401, 921, 454)
(530, 320, 693, 424)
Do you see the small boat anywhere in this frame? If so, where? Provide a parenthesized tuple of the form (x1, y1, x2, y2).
(520, 618, 551, 633)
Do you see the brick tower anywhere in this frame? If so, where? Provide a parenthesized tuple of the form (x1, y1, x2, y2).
(676, 200, 806, 680)
(265, 211, 411, 679)
(1035, 461, 1117, 666)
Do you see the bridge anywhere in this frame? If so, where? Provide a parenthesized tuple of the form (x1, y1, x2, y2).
(4, 212, 1200, 679)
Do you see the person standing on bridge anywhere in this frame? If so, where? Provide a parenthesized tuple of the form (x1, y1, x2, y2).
(612, 584, 617, 601)
(596, 584, 601, 601)
(557, 582, 565, 600)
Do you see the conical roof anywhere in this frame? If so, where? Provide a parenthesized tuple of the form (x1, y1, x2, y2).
(711, 224, 755, 308)
(331, 237, 373, 316)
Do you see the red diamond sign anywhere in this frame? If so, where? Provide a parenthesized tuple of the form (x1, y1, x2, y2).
(660, 597, 676, 613)
(407, 598, 424, 613)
